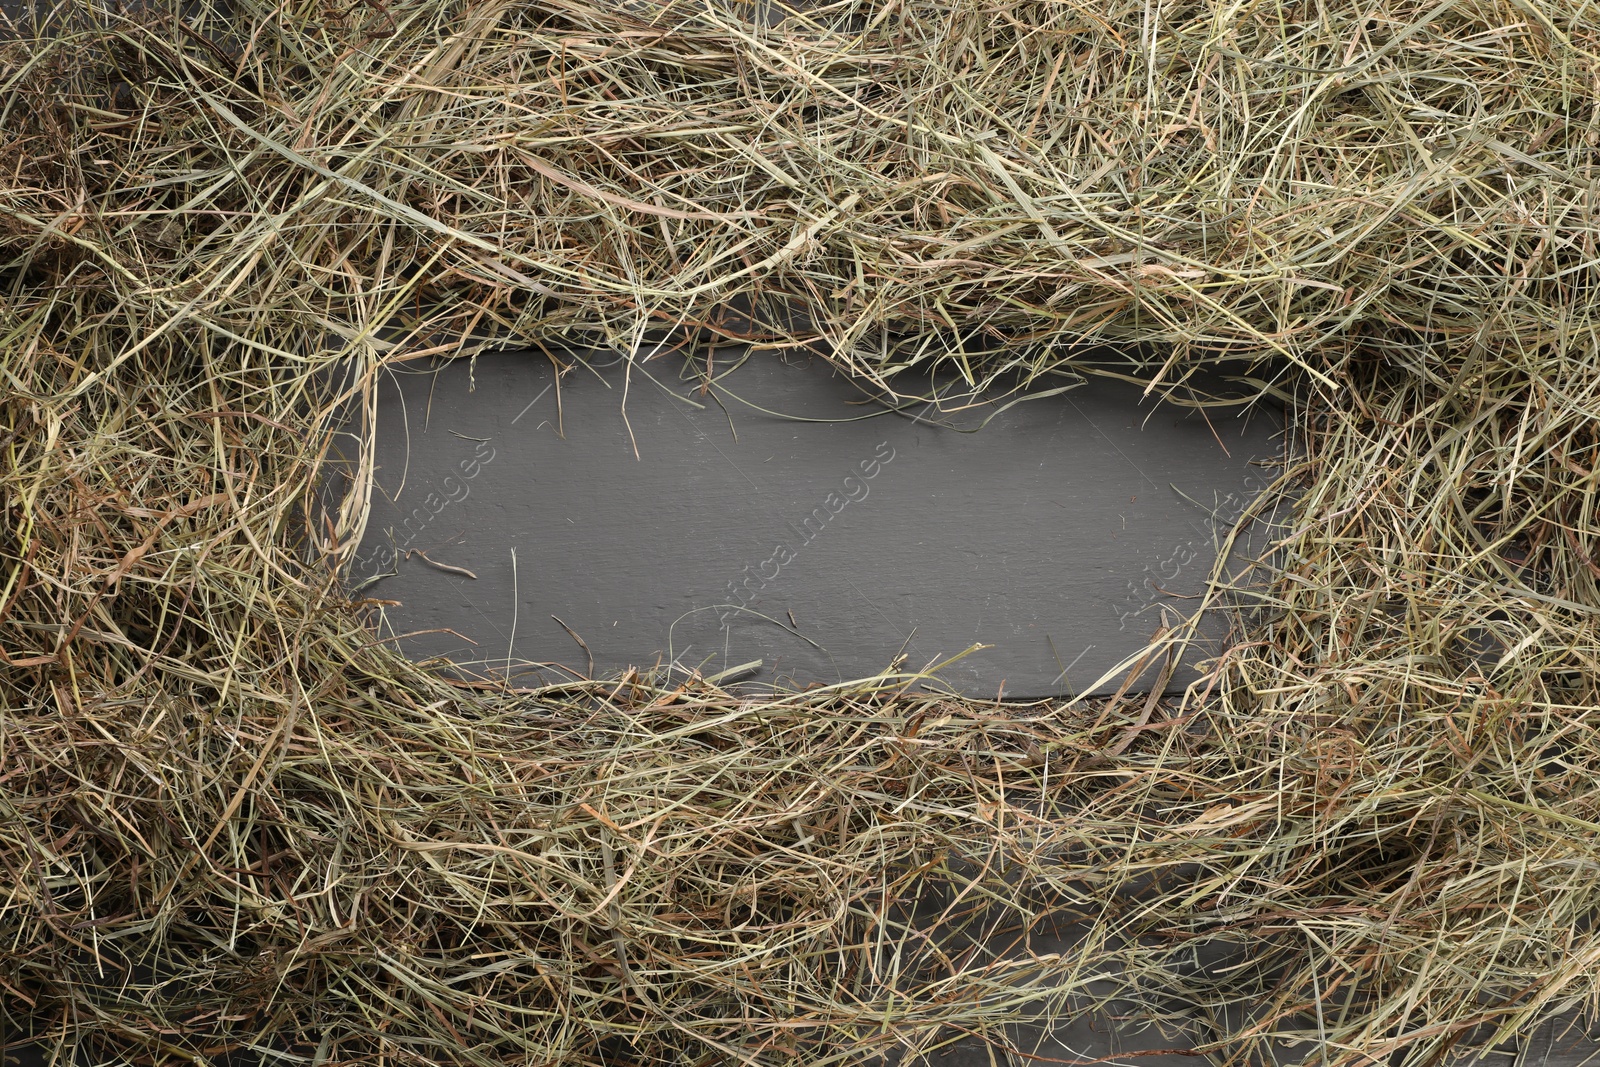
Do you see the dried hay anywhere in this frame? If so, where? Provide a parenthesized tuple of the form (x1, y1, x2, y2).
(2, 0, 1599, 1061)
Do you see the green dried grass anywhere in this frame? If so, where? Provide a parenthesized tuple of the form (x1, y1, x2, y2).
(2, 0, 1600, 1062)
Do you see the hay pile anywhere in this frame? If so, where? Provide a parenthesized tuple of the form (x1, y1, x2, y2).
(3, 0, 1600, 1062)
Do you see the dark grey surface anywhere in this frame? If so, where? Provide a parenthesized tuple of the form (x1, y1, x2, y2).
(352, 347, 1283, 696)
(9, 1012, 1597, 1066)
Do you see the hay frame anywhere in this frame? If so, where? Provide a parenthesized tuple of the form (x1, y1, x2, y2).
(2, 0, 1600, 1062)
